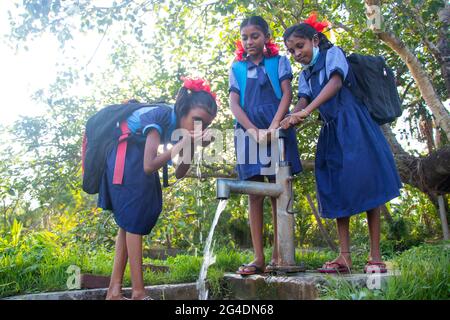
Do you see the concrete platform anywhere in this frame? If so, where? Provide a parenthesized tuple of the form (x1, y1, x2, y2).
(222, 271, 396, 300)
(3, 271, 397, 300)
(3, 282, 198, 300)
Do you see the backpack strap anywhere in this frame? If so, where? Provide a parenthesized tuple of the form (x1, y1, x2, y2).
(231, 61, 248, 108)
(264, 56, 282, 100)
(113, 121, 131, 185)
(231, 56, 282, 109)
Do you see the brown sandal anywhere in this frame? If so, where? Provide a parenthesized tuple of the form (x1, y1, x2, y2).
(318, 261, 351, 274)
(236, 263, 266, 276)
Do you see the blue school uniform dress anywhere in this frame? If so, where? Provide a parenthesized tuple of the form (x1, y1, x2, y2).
(98, 104, 177, 235)
(229, 55, 302, 180)
(298, 46, 402, 219)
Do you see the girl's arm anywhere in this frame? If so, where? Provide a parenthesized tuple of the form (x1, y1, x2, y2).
(279, 97, 308, 129)
(269, 79, 292, 130)
(143, 129, 192, 178)
(292, 97, 309, 114)
(173, 145, 194, 179)
(281, 74, 342, 128)
(173, 129, 212, 179)
(298, 73, 342, 117)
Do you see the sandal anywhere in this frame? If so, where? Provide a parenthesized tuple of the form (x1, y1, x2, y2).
(236, 263, 266, 276)
(364, 261, 387, 274)
(318, 261, 351, 274)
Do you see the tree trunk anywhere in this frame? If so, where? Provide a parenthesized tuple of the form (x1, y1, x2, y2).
(437, 195, 449, 240)
(437, 4, 450, 96)
(404, 0, 450, 96)
(381, 124, 450, 195)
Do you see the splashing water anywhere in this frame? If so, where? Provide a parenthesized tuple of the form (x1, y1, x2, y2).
(196, 147, 202, 179)
(195, 149, 204, 246)
(197, 199, 228, 300)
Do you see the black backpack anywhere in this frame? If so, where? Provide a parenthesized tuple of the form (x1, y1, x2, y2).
(82, 101, 166, 194)
(345, 53, 403, 125)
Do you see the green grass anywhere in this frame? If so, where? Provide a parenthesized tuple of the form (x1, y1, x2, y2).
(1, 225, 448, 300)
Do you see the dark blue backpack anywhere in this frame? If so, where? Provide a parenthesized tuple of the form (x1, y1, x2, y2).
(82, 101, 170, 194)
(344, 52, 403, 125)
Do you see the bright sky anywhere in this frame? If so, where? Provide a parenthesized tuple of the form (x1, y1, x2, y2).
(0, 1, 117, 125)
(0, 2, 54, 123)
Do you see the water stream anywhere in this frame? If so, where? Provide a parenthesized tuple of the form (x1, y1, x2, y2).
(197, 199, 228, 300)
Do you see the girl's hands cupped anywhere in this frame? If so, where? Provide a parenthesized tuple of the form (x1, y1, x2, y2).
(184, 129, 214, 147)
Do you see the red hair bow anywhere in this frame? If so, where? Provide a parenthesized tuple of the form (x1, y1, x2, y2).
(181, 76, 217, 101)
(234, 39, 280, 61)
(234, 40, 246, 62)
(303, 12, 329, 33)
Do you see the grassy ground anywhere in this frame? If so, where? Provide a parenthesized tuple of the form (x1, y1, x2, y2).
(320, 241, 450, 300)
(1, 238, 449, 299)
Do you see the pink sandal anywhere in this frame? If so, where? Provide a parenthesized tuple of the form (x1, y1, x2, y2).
(318, 261, 351, 274)
(364, 261, 387, 273)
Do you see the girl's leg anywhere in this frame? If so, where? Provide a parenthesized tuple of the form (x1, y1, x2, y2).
(331, 217, 352, 267)
(106, 227, 128, 300)
(366, 206, 383, 262)
(270, 196, 278, 265)
(125, 232, 147, 299)
(247, 194, 266, 269)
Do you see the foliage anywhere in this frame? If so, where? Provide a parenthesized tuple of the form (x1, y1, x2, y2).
(2, 217, 447, 300)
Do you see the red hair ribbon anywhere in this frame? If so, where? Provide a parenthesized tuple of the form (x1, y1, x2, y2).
(234, 39, 280, 62)
(181, 76, 217, 101)
(303, 12, 329, 33)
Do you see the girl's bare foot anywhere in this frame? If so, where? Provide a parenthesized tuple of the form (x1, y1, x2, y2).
(318, 252, 352, 273)
(331, 252, 352, 269)
(131, 290, 149, 300)
(106, 283, 124, 300)
(237, 259, 265, 274)
(368, 252, 383, 264)
(106, 293, 126, 300)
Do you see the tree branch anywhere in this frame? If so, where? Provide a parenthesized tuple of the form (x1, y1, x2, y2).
(364, 0, 450, 137)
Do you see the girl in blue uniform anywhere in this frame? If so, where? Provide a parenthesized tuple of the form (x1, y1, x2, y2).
(280, 14, 402, 273)
(229, 16, 302, 275)
(99, 78, 217, 299)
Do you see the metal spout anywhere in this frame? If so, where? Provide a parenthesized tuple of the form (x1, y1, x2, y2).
(216, 178, 283, 200)
(214, 128, 303, 271)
